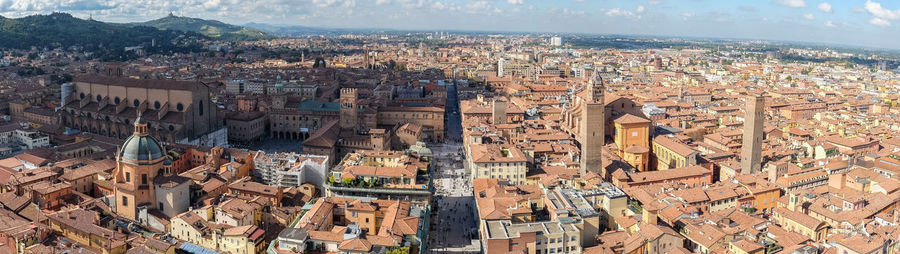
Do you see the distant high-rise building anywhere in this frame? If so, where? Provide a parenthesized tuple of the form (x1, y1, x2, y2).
(741, 95, 765, 174)
(580, 71, 605, 176)
(497, 58, 505, 78)
(550, 36, 563, 47)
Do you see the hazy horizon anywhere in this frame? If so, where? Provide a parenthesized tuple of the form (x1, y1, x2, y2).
(1, 0, 898, 50)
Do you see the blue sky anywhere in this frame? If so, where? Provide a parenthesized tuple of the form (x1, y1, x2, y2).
(0, 0, 898, 49)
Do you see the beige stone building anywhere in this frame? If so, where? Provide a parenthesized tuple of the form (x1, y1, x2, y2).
(468, 143, 528, 184)
(224, 111, 267, 146)
(61, 75, 218, 143)
(377, 106, 445, 142)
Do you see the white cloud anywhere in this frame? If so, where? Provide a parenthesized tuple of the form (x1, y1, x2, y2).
(507, 0, 523, 4)
(774, 0, 806, 8)
(465, 0, 490, 12)
(606, 8, 632, 18)
(1, 0, 118, 12)
(681, 12, 694, 20)
(824, 20, 835, 27)
(202, 0, 222, 10)
(399, 0, 426, 8)
(605, 8, 626, 16)
(870, 17, 891, 27)
(647, 0, 661, 6)
(376, 0, 390, 5)
(817, 2, 832, 13)
(803, 13, 814, 20)
(865, 0, 900, 20)
(605, 5, 644, 19)
(312, 0, 338, 8)
(864, 0, 900, 27)
(556, 8, 584, 16)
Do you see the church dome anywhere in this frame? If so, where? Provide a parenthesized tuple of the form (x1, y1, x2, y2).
(119, 114, 166, 161)
(119, 135, 165, 161)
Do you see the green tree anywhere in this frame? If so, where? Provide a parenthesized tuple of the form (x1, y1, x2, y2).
(387, 246, 410, 254)
(342, 177, 353, 185)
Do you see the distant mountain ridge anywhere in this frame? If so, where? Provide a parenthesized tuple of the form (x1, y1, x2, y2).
(0, 12, 277, 50)
(0, 12, 202, 49)
(243, 22, 387, 37)
(243, 22, 326, 36)
(127, 14, 274, 41)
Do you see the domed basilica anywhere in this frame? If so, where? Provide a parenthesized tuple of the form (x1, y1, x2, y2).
(114, 115, 188, 221)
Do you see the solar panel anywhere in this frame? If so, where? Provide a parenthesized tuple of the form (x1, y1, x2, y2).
(179, 242, 219, 254)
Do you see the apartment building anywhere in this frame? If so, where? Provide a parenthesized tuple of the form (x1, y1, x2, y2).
(171, 209, 266, 254)
(484, 220, 582, 254)
(652, 135, 699, 170)
(468, 143, 528, 185)
(253, 151, 329, 189)
(325, 150, 432, 206)
(273, 197, 426, 253)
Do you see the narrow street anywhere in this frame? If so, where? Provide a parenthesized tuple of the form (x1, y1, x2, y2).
(428, 80, 481, 253)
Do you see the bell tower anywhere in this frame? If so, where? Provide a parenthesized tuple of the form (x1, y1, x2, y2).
(340, 88, 359, 130)
(741, 94, 765, 174)
(580, 71, 606, 177)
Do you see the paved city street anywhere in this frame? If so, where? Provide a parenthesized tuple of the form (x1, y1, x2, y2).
(428, 141, 480, 253)
(428, 81, 481, 253)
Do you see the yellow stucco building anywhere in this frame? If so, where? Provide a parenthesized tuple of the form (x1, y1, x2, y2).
(613, 114, 651, 171)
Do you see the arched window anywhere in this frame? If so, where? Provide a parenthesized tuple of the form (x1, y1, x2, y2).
(154, 101, 161, 109)
(114, 97, 120, 104)
(79, 93, 85, 99)
(96, 95, 102, 102)
(169, 125, 175, 131)
(176, 103, 184, 111)
(199, 101, 204, 116)
(133, 99, 140, 107)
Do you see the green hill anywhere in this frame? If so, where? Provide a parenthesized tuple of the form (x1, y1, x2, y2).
(0, 12, 202, 50)
(129, 14, 274, 41)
